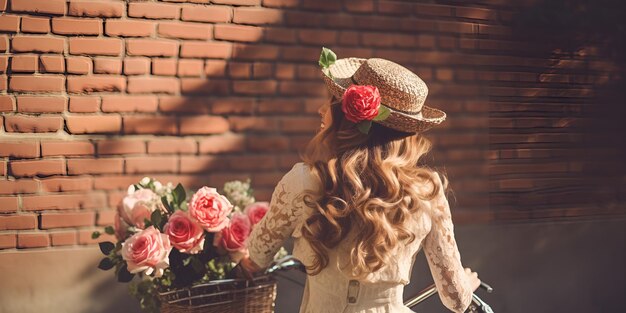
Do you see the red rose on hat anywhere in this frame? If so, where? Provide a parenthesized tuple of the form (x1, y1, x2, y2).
(341, 85, 381, 123)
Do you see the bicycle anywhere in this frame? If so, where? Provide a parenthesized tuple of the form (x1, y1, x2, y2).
(264, 256, 495, 313)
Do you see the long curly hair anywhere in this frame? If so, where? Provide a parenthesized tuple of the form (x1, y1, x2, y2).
(299, 96, 448, 278)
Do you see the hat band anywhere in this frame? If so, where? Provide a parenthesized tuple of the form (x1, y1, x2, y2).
(349, 76, 422, 115)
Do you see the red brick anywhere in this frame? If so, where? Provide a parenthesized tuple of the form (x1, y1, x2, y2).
(180, 42, 231, 58)
(179, 156, 229, 173)
(66, 56, 92, 74)
(78, 229, 114, 245)
(181, 5, 231, 22)
(0, 197, 19, 213)
(12, 35, 64, 53)
(0, 233, 16, 249)
(101, 95, 157, 112)
(0, 95, 14, 112)
(66, 115, 121, 134)
(129, 2, 181, 20)
(0, 15, 20, 32)
(4, 115, 63, 133)
(124, 57, 150, 75)
(233, 80, 277, 95)
(212, 0, 260, 5)
(17, 233, 49, 248)
(68, 0, 124, 17)
(228, 116, 278, 131)
(247, 135, 290, 151)
(10, 159, 65, 177)
(253, 62, 272, 78)
(228, 62, 251, 78)
(11, 55, 37, 73)
(148, 138, 197, 154)
(52, 17, 101, 35)
(96, 139, 145, 155)
(198, 133, 246, 154)
(123, 116, 177, 134)
(93, 58, 122, 74)
(234, 7, 283, 25)
(215, 24, 263, 42)
(41, 212, 95, 229)
(127, 76, 179, 94)
(0, 141, 39, 158)
(158, 96, 212, 113)
(125, 156, 177, 174)
(68, 158, 124, 175)
(9, 75, 64, 93)
(263, 0, 298, 7)
(179, 116, 229, 135)
(228, 155, 276, 170)
(158, 22, 212, 40)
(96, 209, 115, 226)
(40, 177, 93, 192)
(151, 58, 176, 76)
(67, 75, 126, 93)
(0, 179, 38, 194)
(231, 43, 279, 60)
(298, 29, 337, 45)
(12, 0, 66, 15)
(260, 98, 302, 113)
(106, 19, 155, 37)
(39, 55, 65, 73)
(50, 231, 77, 246)
(264, 27, 296, 44)
(93, 175, 143, 190)
(69, 96, 100, 113)
(204, 60, 227, 77)
(16, 96, 66, 113)
(0, 35, 7, 52)
(21, 16, 50, 33)
(279, 116, 319, 133)
(0, 215, 38, 230)
(127, 39, 178, 57)
(0, 55, 7, 73)
(22, 193, 106, 211)
(177, 59, 203, 77)
(41, 141, 95, 156)
(69, 37, 122, 56)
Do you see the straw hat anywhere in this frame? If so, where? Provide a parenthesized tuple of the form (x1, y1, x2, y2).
(321, 57, 446, 133)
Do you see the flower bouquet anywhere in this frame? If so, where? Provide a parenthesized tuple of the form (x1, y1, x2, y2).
(93, 177, 285, 313)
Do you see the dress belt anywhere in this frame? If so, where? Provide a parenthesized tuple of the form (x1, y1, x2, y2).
(345, 280, 404, 307)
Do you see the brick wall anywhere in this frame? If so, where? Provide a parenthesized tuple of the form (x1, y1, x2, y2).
(0, 0, 624, 252)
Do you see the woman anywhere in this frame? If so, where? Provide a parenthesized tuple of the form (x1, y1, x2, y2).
(240, 55, 481, 312)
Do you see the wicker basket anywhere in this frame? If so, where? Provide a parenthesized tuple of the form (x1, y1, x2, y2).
(158, 275, 277, 313)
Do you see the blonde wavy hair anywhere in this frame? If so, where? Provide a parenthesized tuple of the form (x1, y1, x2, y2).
(299, 97, 448, 278)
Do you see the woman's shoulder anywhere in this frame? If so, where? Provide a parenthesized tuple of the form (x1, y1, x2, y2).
(280, 162, 320, 190)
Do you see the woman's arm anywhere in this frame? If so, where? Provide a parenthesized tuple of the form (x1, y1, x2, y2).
(422, 173, 476, 313)
(241, 163, 306, 274)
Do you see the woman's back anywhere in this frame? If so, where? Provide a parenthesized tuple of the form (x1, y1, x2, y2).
(247, 162, 473, 313)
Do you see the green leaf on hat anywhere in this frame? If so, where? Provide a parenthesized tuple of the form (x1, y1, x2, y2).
(318, 47, 337, 69)
(356, 120, 372, 134)
(373, 105, 391, 121)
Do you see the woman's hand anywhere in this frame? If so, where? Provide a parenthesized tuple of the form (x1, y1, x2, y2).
(235, 256, 262, 281)
(464, 267, 481, 291)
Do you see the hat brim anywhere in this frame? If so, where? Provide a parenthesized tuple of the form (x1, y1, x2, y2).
(321, 58, 446, 133)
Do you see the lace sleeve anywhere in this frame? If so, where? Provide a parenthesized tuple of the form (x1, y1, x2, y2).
(422, 173, 473, 313)
(247, 163, 305, 269)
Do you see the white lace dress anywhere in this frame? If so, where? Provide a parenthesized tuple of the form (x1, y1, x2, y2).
(248, 162, 473, 313)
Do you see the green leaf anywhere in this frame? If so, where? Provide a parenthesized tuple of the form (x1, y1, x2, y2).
(98, 258, 114, 270)
(91, 231, 101, 239)
(117, 263, 135, 283)
(173, 183, 186, 206)
(356, 120, 372, 134)
(190, 257, 205, 273)
(161, 196, 173, 213)
(318, 47, 337, 69)
(99, 241, 115, 255)
(150, 210, 162, 231)
(104, 226, 115, 235)
(372, 105, 391, 121)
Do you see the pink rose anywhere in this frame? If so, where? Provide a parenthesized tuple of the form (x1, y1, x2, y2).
(244, 202, 269, 226)
(219, 213, 251, 253)
(121, 226, 172, 277)
(120, 187, 158, 229)
(188, 187, 233, 232)
(164, 210, 205, 254)
(341, 85, 381, 123)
